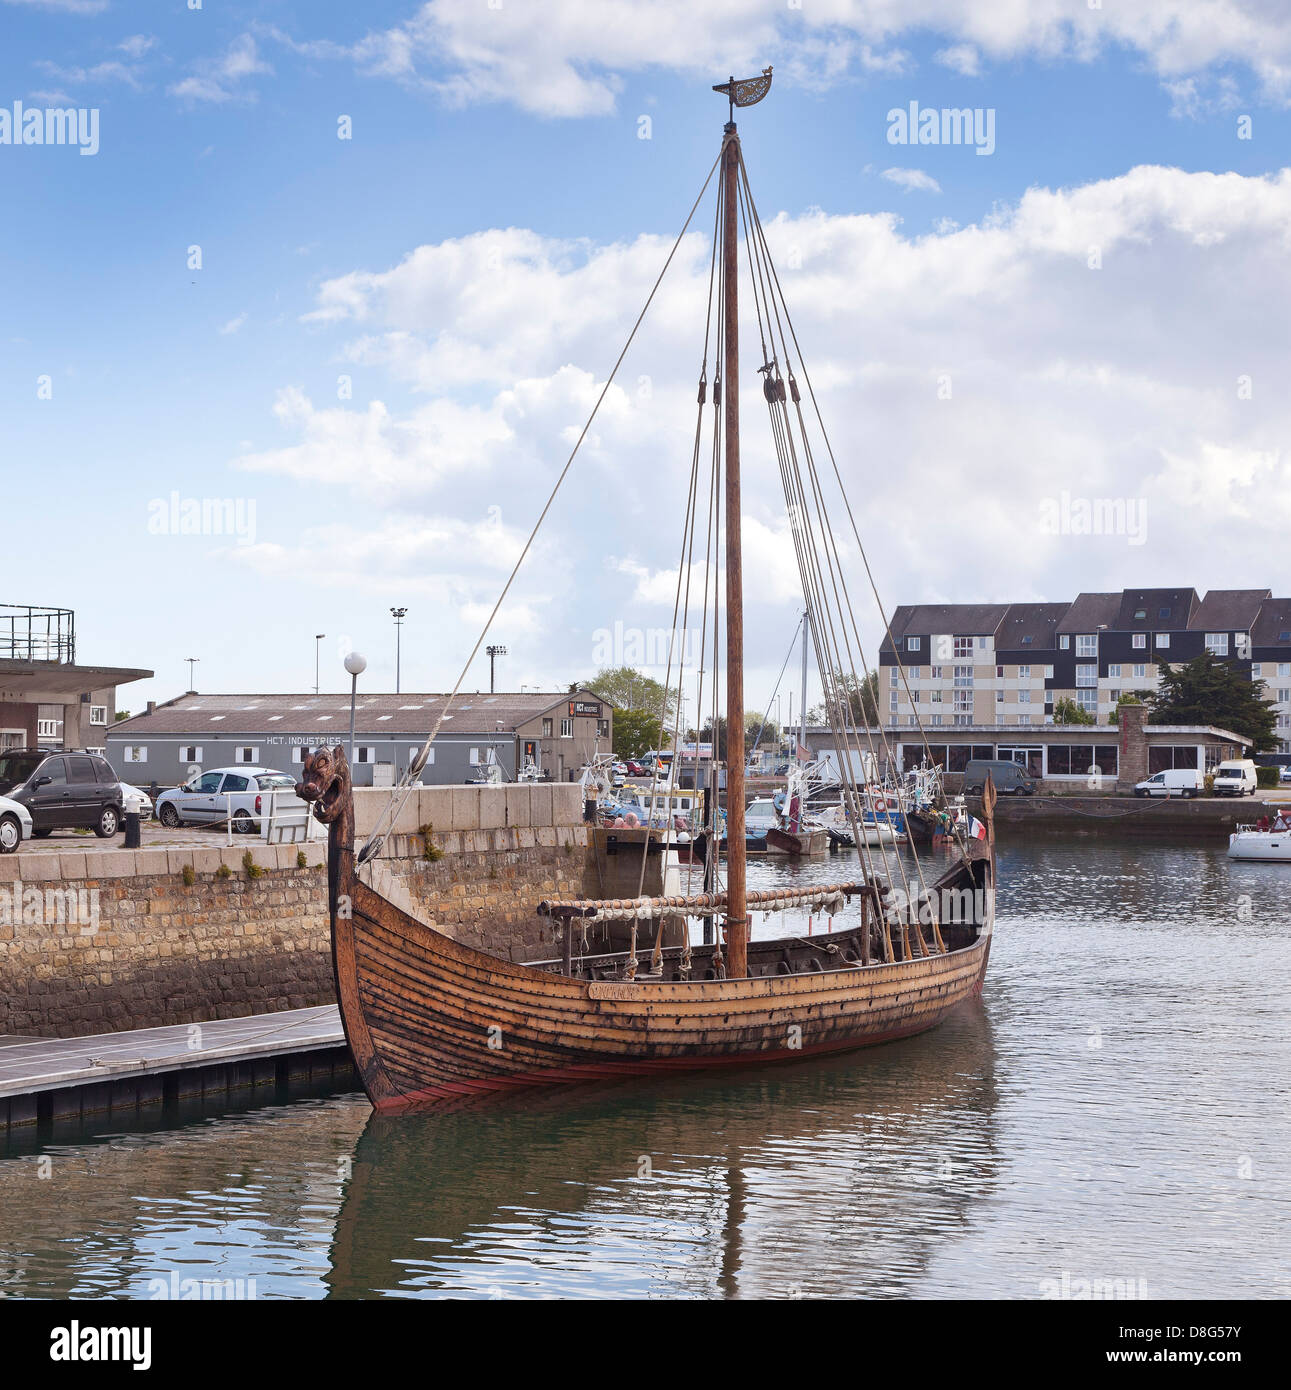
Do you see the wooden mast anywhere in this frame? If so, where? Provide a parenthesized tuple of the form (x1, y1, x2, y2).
(722, 118, 748, 979)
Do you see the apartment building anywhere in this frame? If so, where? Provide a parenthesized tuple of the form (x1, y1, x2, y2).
(879, 587, 1291, 754)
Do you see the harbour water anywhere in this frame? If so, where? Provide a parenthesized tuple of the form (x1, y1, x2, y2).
(1, 837, 1287, 1300)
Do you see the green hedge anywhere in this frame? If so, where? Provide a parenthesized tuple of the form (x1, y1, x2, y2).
(1256, 765, 1280, 789)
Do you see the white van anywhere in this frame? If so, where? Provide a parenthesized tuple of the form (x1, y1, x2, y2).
(1212, 759, 1258, 797)
(1134, 769, 1202, 798)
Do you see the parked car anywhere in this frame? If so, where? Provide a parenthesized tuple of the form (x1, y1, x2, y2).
(154, 767, 299, 832)
(624, 760, 647, 777)
(1212, 759, 1258, 797)
(963, 759, 1037, 796)
(610, 761, 628, 787)
(1281, 766, 1291, 785)
(1134, 769, 1202, 798)
(120, 782, 153, 819)
(0, 749, 123, 838)
(0, 793, 34, 854)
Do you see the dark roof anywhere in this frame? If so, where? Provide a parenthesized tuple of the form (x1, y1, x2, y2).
(877, 603, 1010, 654)
(1188, 589, 1271, 633)
(1111, 588, 1199, 631)
(1251, 598, 1291, 649)
(995, 602, 1068, 651)
(1055, 593, 1119, 634)
(106, 691, 606, 738)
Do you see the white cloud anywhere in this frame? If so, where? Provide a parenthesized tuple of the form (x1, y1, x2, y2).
(234, 163, 1291, 679)
(220, 312, 248, 335)
(881, 167, 942, 194)
(169, 35, 272, 105)
(3, 0, 108, 13)
(934, 43, 980, 77)
(118, 35, 158, 60)
(269, 0, 1291, 115)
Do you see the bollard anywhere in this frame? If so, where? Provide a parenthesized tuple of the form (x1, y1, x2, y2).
(122, 811, 141, 849)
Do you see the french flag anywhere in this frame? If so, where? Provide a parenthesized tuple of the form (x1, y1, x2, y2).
(966, 815, 988, 841)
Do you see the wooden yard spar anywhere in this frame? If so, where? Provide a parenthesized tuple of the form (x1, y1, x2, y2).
(297, 71, 997, 1110)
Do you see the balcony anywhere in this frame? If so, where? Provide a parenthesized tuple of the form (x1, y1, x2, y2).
(1, 604, 75, 663)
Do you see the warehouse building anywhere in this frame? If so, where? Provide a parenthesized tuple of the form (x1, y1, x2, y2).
(106, 691, 613, 789)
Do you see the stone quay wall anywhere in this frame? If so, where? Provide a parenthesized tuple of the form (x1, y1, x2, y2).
(0, 785, 592, 1039)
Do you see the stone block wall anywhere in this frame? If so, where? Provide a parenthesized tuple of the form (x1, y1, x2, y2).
(0, 786, 594, 1039)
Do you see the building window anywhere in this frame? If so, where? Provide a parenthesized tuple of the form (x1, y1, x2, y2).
(1018, 665, 1031, 679)
(1018, 690, 1032, 704)
(542, 718, 553, 737)
(1132, 633, 1146, 649)
(235, 747, 259, 764)
(953, 665, 973, 687)
(123, 746, 147, 763)
(89, 705, 107, 726)
(906, 636, 921, 652)
(1155, 633, 1170, 649)
(597, 719, 610, 737)
(1277, 689, 1290, 704)
(1134, 608, 1147, 620)
(907, 667, 921, 681)
(1205, 633, 1229, 656)
(1058, 635, 1070, 650)
(181, 745, 203, 763)
(1076, 689, 1098, 713)
(931, 714, 943, 727)
(37, 719, 59, 738)
(1158, 607, 1170, 619)
(409, 746, 435, 765)
(1107, 664, 1121, 678)
(953, 637, 973, 659)
(355, 747, 376, 764)
(953, 714, 972, 726)
(1279, 663, 1290, 678)
(1252, 664, 1261, 678)
(996, 665, 1004, 679)
(953, 691, 972, 713)
(930, 665, 942, 680)
(469, 748, 482, 765)
(1132, 663, 1147, 679)
(1076, 664, 1097, 688)
(560, 718, 573, 738)
(890, 691, 899, 713)
(1044, 665, 1054, 679)
(890, 669, 899, 687)
(996, 689, 1004, 704)
(1076, 634, 1097, 657)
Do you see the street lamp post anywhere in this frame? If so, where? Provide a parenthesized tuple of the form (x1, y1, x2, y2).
(344, 652, 367, 765)
(486, 644, 507, 694)
(185, 657, 199, 692)
(390, 608, 407, 693)
(314, 634, 325, 695)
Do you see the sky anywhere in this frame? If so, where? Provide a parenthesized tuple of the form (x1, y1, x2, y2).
(2, 0, 1290, 727)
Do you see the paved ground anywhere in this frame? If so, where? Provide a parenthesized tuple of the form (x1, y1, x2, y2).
(0, 1005, 343, 1098)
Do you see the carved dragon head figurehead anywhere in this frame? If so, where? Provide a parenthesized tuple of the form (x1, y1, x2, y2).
(296, 745, 351, 824)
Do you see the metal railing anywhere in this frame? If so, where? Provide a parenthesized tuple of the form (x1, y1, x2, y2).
(222, 790, 324, 846)
(0, 605, 75, 663)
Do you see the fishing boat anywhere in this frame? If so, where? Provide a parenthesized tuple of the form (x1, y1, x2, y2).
(298, 70, 996, 1110)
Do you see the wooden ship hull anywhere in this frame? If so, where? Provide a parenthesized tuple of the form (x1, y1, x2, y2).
(328, 818, 992, 1111)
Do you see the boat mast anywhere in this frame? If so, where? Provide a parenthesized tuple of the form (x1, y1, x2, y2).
(799, 606, 809, 763)
(722, 113, 748, 980)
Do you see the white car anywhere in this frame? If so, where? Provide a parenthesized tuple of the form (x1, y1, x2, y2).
(1279, 766, 1291, 785)
(154, 767, 299, 832)
(0, 794, 33, 853)
(120, 783, 153, 819)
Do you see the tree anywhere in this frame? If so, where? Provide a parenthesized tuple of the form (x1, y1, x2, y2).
(1147, 652, 1279, 751)
(1106, 692, 1145, 726)
(114, 710, 131, 721)
(808, 669, 879, 727)
(583, 666, 679, 720)
(1053, 696, 1096, 725)
(612, 708, 665, 760)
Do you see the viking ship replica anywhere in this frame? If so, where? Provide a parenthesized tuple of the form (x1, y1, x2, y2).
(297, 69, 996, 1111)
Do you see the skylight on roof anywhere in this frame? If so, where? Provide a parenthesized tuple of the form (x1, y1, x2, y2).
(1158, 607, 1170, 619)
(210, 715, 224, 721)
(399, 704, 423, 710)
(268, 716, 282, 722)
(317, 715, 332, 721)
(378, 715, 392, 721)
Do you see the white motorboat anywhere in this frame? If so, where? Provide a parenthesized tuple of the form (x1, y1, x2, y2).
(1228, 820, 1291, 861)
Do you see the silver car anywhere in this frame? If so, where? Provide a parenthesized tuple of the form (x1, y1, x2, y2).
(0, 794, 33, 854)
(155, 767, 299, 833)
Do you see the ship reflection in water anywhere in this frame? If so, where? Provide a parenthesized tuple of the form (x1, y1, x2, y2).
(325, 1006, 999, 1300)
(0, 839, 1287, 1299)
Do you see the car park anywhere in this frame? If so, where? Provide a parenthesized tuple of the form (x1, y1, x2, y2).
(0, 793, 33, 853)
(154, 767, 299, 832)
(0, 749, 124, 837)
